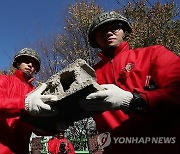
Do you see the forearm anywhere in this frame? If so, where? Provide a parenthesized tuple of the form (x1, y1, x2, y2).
(135, 85, 180, 111)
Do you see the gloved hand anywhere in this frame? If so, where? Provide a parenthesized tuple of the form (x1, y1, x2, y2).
(80, 84, 133, 111)
(25, 83, 58, 116)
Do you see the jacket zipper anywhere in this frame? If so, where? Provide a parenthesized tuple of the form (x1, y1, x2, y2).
(110, 58, 118, 85)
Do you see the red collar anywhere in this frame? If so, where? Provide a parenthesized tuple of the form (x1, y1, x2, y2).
(14, 69, 34, 83)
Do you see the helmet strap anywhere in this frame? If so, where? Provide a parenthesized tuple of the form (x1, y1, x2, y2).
(122, 31, 128, 40)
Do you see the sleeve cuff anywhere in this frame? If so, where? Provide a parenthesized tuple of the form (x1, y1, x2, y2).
(121, 92, 133, 112)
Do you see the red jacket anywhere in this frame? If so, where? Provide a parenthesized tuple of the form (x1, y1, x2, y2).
(0, 70, 34, 154)
(94, 42, 180, 154)
(48, 137, 75, 154)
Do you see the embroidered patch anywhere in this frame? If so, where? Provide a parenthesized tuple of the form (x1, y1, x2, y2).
(124, 63, 134, 72)
(119, 63, 134, 84)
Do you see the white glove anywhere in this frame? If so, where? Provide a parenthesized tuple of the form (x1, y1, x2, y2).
(80, 84, 133, 111)
(25, 83, 58, 116)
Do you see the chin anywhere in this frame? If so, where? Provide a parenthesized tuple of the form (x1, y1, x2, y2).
(107, 44, 118, 49)
(106, 41, 117, 47)
(24, 71, 31, 76)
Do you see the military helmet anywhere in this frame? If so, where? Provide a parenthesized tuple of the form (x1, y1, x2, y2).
(88, 11, 132, 48)
(13, 48, 41, 72)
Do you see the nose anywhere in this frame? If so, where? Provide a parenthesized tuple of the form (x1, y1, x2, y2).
(102, 28, 113, 34)
(106, 31, 114, 37)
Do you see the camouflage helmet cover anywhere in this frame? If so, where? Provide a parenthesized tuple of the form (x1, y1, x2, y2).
(88, 11, 132, 48)
(13, 48, 41, 72)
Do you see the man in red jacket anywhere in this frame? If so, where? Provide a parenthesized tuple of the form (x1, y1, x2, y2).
(48, 131, 75, 154)
(81, 11, 180, 153)
(0, 48, 58, 154)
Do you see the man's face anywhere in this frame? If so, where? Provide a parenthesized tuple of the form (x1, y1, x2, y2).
(58, 132, 64, 139)
(17, 56, 38, 76)
(95, 22, 124, 49)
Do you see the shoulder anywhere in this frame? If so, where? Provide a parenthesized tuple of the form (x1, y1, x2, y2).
(133, 45, 166, 52)
(48, 138, 56, 144)
(0, 74, 19, 84)
(133, 45, 178, 59)
(0, 74, 10, 85)
(0, 74, 9, 79)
